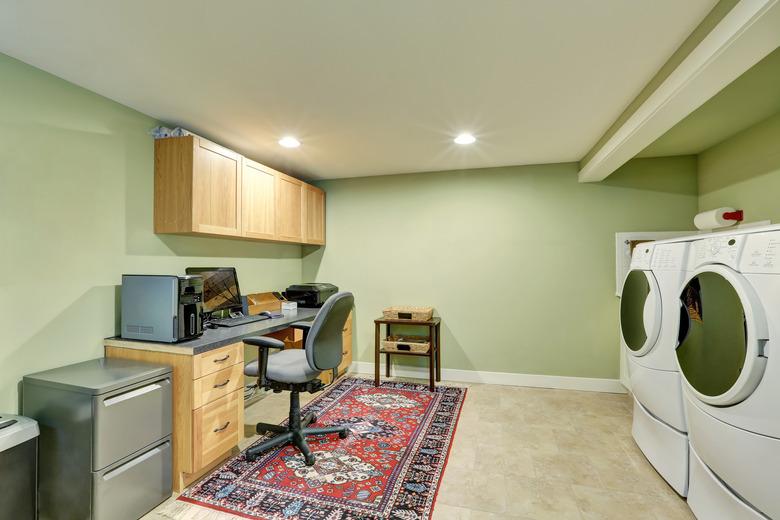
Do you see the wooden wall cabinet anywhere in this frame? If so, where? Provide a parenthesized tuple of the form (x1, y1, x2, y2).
(275, 172, 304, 243)
(241, 158, 277, 240)
(155, 135, 325, 245)
(303, 184, 326, 245)
(155, 135, 242, 237)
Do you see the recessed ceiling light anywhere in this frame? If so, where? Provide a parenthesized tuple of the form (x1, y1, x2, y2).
(278, 136, 301, 148)
(454, 133, 476, 145)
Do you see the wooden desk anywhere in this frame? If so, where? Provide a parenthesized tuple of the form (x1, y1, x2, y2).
(374, 317, 441, 391)
(104, 309, 318, 492)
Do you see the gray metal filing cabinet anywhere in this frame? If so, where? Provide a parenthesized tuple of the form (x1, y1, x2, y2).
(23, 358, 173, 520)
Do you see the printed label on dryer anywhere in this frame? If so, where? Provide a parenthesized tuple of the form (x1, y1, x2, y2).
(742, 232, 780, 274)
(651, 245, 684, 270)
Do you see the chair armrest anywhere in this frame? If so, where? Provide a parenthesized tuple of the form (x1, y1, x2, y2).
(243, 336, 285, 349)
(290, 321, 314, 346)
(289, 321, 312, 331)
(243, 336, 285, 388)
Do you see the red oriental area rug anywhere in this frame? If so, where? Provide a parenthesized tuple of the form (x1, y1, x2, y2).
(179, 377, 466, 520)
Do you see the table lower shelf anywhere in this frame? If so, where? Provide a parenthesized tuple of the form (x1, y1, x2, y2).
(378, 349, 433, 357)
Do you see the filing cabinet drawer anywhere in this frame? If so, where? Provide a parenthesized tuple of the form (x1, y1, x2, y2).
(192, 363, 244, 409)
(92, 376, 172, 471)
(192, 390, 241, 470)
(92, 438, 172, 520)
(193, 343, 243, 379)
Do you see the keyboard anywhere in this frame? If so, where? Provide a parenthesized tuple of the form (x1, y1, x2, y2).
(208, 314, 269, 328)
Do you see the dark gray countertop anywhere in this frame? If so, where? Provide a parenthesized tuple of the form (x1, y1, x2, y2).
(104, 308, 319, 355)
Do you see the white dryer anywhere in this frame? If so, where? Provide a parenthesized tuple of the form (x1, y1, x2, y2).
(676, 226, 780, 519)
(619, 241, 690, 496)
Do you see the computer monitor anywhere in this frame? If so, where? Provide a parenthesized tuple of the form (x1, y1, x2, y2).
(185, 267, 243, 314)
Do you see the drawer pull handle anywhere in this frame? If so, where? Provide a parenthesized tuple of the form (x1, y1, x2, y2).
(103, 382, 164, 407)
(213, 379, 230, 389)
(213, 354, 231, 363)
(214, 421, 231, 433)
(102, 441, 170, 481)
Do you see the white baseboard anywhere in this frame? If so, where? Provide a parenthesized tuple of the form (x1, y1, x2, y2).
(349, 362, 626, 394)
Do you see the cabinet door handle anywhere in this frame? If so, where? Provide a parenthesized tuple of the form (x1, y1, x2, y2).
(213, 354, 230, 363)
(213, 379, 230, 389)
(213, 421, 231, 433)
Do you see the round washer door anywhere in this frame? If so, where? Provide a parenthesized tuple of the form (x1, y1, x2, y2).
(676, 265, 768, 406)
(620, 269, 661, 356)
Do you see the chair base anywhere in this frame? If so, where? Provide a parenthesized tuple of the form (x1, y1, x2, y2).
(245, 390, 349, 466)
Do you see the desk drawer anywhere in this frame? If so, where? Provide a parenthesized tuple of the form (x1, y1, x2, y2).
(192, 390, 241, 470)
(193, 343, 243, 379)
(193, 363, 244, 409)
(343, 312, 352, 333)
(340, 333, 352, 368)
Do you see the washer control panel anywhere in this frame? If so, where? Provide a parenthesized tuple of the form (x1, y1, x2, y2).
(740, 231, 780, 274)
(690, 234, 745, 270)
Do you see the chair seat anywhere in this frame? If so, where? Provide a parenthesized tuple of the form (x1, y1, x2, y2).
(263, 349, 321, 384)
(244, 359, 260, 377)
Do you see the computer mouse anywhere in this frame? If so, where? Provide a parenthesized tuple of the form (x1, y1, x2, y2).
(259, 311, 273, 317)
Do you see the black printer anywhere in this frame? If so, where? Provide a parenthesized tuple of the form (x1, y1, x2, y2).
(283, 283, 338, 308)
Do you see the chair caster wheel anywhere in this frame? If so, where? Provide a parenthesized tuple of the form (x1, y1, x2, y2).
(310, 414, 317, 424)
(246, 453, 257, 463)
(339, 430, 348, 439)
(304, 454, 316, 466)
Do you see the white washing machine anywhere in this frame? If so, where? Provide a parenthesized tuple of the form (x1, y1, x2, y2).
(676, 226, 780, 519)
(620, 240, 690, 496)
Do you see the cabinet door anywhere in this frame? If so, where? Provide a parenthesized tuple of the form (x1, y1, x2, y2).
(192, 138, 241, 236)
(303, 184, 325, 245)
(191, 390, 242, 471)
(241, 159, 276, 240)
(275, 173, 304, 242)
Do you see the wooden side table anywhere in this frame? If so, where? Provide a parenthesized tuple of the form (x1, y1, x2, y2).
(374, 316, 441, 391)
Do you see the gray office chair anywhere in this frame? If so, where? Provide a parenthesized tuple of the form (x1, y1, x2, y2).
(242, 292, 354, 465)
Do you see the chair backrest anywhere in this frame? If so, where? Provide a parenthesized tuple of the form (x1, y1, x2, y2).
(305, 291, 354, 371)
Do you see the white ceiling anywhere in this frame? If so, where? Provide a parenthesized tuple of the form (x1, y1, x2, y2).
(0, 0, 717, 180)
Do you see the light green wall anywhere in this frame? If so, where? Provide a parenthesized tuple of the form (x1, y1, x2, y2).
(698, 111, 780, 223)
(0, 50, 702, 411)
(303, 157, 698, 380)
(0, 54, 303, 412)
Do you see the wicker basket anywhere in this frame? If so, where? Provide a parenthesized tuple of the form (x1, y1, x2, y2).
(382, 306, 434, 321)
(381, 335, 431, 354)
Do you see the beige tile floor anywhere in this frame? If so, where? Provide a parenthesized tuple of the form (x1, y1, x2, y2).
(146, 376, 693, 520)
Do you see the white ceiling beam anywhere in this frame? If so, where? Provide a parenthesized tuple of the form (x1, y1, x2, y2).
(578, 0, 780, 183)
